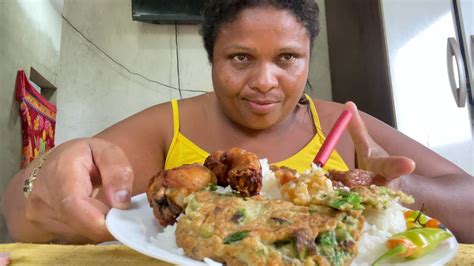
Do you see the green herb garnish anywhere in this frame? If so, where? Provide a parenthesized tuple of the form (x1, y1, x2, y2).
(330, 190, 364, 210)
(209, 183, 217, 191)
(223, 230, 250, 244)
(316, 231, 337, 246)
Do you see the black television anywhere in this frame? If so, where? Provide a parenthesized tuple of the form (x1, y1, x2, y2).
(132, 0, 205, 24)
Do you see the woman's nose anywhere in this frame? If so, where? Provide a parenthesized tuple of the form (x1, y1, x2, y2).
(248, 63, 278, 92)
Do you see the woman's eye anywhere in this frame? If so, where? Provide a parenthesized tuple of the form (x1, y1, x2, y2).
(280, 54, 296, 61)
(232, 54, 250, 62)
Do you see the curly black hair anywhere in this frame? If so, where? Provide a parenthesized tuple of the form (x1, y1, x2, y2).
(200, 0, 320, 62)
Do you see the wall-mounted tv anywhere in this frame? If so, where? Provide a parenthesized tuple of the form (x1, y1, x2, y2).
(132, 0, 205, 24)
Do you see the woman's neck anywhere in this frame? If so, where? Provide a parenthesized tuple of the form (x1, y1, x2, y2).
(208, 93, 315, 159)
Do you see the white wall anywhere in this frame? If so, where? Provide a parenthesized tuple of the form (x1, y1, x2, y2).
(310, 0, 332, 101)
(55, 0, 212, 143)
(0, 0, 63, 243)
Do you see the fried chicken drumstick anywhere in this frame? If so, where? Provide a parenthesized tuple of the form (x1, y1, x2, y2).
(204, 147, 262, 197)
(147, 163, 216, 226)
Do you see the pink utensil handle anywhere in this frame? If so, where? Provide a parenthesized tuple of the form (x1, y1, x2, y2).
(313, 110, 353, 167)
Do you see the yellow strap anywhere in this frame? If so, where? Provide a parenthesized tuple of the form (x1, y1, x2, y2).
(165, 100, 180, 168)
(171, 99, 179, 134)
(306, 94, 323, 134)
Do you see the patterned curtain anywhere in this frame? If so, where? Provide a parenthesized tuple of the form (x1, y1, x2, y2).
(15, 70, 57, 168)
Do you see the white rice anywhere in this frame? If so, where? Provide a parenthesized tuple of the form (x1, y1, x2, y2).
(363, 201, 407, 235)
(260, 158, 283, 199)
(352, 223, 392, 266)
(352, 201, 407, 266)
(215, 185, 233, 194)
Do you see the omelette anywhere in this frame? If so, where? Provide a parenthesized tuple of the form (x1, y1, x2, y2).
(175, 191, 364, 266)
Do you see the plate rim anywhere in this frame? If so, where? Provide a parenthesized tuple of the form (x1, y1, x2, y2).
(106, 193, 206, 265)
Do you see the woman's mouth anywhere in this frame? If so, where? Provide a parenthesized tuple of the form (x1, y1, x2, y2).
(244, 99, 278, 114)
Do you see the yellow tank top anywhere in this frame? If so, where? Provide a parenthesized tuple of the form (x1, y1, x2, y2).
(164, 96, 349, 173)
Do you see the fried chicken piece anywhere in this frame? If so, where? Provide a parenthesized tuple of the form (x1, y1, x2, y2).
(204, 147, 262, 197)
(203, 150, 229, 187)
(147, 163, 216, 226)
(227, 147, 262, 197)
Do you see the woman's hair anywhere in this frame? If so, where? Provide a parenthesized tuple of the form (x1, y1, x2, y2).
(200, 0, 320, 62)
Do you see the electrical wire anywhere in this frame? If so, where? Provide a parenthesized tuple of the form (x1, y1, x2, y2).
(175, 23, 183, 99)
(61, 14, 206, 94)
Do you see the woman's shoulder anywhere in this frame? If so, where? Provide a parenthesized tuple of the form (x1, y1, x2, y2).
(177, 92, 218, 137)
(175, 92, 213, 111)
(96, 93, 210, 150)
(97, 98, 175, 152)
(142, 92, 212, 124)
(311, 98, 386, 128)
(311, 98, 345, 126)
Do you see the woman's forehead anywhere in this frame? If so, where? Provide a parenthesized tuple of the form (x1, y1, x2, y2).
(223, 6, 304, 31)
(215, 7, 309, 47)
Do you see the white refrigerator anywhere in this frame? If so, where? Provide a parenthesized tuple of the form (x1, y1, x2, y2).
(380, 0, 473, 174)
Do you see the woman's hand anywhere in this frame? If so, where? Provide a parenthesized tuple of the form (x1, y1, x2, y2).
(4, 138, 134, 244)
(345, 102, 416, 188)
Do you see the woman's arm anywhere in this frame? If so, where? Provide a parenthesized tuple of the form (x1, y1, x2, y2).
(360, 109, 467, 178)
(2, 138, 133, 243)
(355, 103, 474, 243)
(2, 103, 173, 243)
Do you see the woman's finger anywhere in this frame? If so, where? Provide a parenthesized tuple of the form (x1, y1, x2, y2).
(88, 138, 134, 210)
(344, 102, 416, 179)
(345, 101, 372, 158)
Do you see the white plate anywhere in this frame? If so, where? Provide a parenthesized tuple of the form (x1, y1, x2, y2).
(106, 193, 458, 266)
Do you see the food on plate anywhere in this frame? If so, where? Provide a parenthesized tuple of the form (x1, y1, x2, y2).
(404, 207, 446, 230)
(146, 148, 451, 265)
(148, 148, 263, 226)
(175, 191, 364, 266)
(326, 169, 378, 188)
(352, 185, 414, 210)
(278, 166, 414, 211)
(372, 227, 452, 265)
(147, 163, 216, 226)
(270, 166, 382, 189)
(270, 165, 298, 186)
(204, 147, 263, 197)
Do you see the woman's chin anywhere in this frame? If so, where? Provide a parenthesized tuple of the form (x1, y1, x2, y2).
(238, 115, 287, 131)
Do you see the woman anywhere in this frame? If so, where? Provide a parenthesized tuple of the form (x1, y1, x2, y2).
(3, 0, 472, 244)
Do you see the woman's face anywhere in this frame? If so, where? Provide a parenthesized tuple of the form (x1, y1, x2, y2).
(211, 7, 311, 130)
